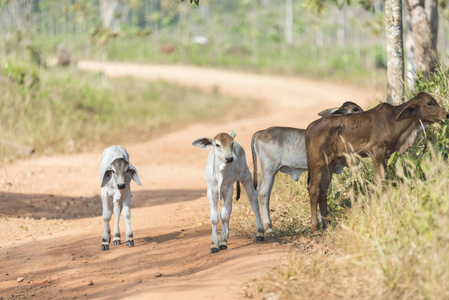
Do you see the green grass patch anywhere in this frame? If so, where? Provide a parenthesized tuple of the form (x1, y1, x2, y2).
(0, 65, 256, 164)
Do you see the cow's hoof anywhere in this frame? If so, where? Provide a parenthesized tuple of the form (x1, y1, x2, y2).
(126, 240, 134, 247)
(210, 248, 220, 254)
(219, 245, 227, 250)
(113, 240, 121, 246)
(101, 244, 109, 251)
(256, 236, 264, 242)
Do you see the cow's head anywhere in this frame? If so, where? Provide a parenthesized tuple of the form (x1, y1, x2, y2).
(102, 158, 141, 189)
(396, 92, 449, 125)
(318, 101, 364, 117)
(192, 130, 237, 165)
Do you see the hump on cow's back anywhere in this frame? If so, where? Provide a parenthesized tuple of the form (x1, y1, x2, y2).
(233, 141, 245, 158)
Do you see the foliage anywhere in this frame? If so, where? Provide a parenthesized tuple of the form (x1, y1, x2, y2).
(181, 0, 199, 6)
(415, 64, 449, 98)
(90, 26, 119, 48)
(3, 62, 40, 89)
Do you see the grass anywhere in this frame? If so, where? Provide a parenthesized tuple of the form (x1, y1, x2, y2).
(233, 153, 449, 299)
(104, 38, 387, 88)
(26, 32, 387, 89)
(0, 65, 256, 164)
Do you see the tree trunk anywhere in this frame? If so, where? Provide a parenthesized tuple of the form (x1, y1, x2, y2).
(385, 0, 405, 104)
(284, 0, 293, 44)
(406, 0, 438, 78)
(337, 7, 345, 47)
(99, 0, 118, 29)
(405, 13, 417, 90)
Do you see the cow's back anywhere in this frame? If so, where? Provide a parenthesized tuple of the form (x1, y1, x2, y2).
(254, 127, 307, 169)
(306, 104, 393, 162)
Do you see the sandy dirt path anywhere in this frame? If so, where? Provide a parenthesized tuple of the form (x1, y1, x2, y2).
(0, 62, 380, 299)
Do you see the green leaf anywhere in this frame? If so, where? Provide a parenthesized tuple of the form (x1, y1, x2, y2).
(387, 152, 399, 166)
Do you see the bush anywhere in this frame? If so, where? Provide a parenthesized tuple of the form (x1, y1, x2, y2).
(3, 62, 40, 89)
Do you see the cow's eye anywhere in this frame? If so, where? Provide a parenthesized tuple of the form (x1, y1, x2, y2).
(427, 101, 434, 106)
(353, 108, 359, 112)
(215, 144, 221, 148)
(111, 170, 115, 174)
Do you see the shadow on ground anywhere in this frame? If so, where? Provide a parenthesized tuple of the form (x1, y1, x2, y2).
(0, 222, 262, 300)
(0, 189, 205, 220)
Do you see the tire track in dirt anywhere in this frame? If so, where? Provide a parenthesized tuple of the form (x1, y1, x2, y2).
(0, 62, 379, 299)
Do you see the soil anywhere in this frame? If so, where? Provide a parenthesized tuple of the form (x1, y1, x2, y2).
(0, 61, 379, 300)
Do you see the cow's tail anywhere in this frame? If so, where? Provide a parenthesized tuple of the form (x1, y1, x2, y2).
(251, 134, 258, 189)
(236, 181, 241, 201)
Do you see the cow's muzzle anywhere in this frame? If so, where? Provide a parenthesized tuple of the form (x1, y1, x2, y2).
(117, 183, 126, 190)
(225, 157, 234, 164)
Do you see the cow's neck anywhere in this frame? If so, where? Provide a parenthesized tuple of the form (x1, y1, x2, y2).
(397, 120, 426, 154)
(213, 152, 230, 200)
(390, 104, 424, 154)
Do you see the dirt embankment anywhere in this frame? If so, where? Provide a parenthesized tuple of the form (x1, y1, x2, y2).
(0, 62, 379, 299)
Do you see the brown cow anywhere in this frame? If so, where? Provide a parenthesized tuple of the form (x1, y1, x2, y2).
(305, 92, 448, 232)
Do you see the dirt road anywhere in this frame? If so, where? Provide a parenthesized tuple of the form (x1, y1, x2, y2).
(0, 62, 379, 299)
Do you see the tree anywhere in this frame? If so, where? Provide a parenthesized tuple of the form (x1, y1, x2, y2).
(385, 0, 405, 104)
(99, 0, 130, 31)
(285, 0, 293, 44)
(406, 0, 438, 79)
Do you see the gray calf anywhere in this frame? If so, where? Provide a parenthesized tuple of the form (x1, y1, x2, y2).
(100, 145, 141, 251)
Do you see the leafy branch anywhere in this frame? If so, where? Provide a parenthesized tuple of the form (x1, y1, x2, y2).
(181, 0, 199, 6)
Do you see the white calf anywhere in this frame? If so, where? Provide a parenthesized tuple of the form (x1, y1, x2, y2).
(192, 130, 264, 253)
(100, 145, 141, 251)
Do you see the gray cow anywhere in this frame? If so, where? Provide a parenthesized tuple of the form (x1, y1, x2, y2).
(100, 145, 141, 251)
(251, 102, 363, 232)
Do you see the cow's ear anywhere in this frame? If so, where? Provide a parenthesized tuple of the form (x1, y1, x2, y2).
(229, 130, 237, 139)
(101, 168, 112, 187)
(318, 107, 338, 117)
(192, 137, 213, 149)
(128, 164, 141, 186)
(396, 103, 419, 121)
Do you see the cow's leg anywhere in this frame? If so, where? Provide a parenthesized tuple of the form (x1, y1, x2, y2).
(308, 168, 323, 233)
(240, 169, 265, 241)
(219, 186, 234, 250)
(208, 187, 220, 253)
(101, 189, 112, 251)
(318, 168, 332, 229)
(113, 200, 122, 246)
(258, 168, 277, 232)
(122, 193, 134, 247)
(373, 156, 386, 184)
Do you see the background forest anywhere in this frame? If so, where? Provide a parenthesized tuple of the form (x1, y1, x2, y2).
(0, 0, 409, 83)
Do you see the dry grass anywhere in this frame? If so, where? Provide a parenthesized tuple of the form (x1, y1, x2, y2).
(232, 154, 449, 299)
